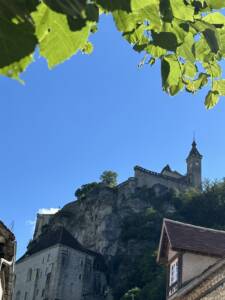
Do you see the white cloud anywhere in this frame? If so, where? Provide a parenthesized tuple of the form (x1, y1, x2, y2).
(38, 208, 60, 215)
(26, 220, 36, 234)
(26, 208, 60, 235)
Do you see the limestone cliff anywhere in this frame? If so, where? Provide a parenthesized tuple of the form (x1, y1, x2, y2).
(49, 182, 152, 257)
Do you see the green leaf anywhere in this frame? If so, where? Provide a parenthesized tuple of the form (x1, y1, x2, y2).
(213, 79, 225, 95)
(203, 29, 220, 53)
(194, 37, 211, 62)
(96, 0, 131, 12)
(185, 73, 209, 92)
(183, 61, 197, 78)
(205, 90, 219, 109)
(152, 31, 178, 51)
(32, 3, 91, 68)
(113, 0, 161, 33)
(82, 41, 93, 54)
(43, 0, 86, 17)
(205, 0, 225, 9)
(177, 32, 195, 62)
(203, 12, 225, 26)
(123, 25, 148, 51)
(161, 55, 183, 95)
(146, 44, 166, 58)
(0, 54, 33, 82)
(170, 0, 194, 21)
(113, 10, 138, 32)
(0, 18, 36, 68)
(132, 0, 161, 32)
(203, 62, 222, 78)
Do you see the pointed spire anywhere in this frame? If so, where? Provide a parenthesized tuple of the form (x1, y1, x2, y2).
(187, 139, 202, 160)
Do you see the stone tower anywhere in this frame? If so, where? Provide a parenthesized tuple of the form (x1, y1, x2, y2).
(186, 140, 203, 190)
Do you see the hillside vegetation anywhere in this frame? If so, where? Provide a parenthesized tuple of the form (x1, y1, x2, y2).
(116, 180, 225, 300)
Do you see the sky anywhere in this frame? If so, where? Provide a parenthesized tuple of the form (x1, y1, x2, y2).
(1, 15, 225, 258)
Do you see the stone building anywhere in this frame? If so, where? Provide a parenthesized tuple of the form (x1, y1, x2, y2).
(157, 219, 225, 300)
(118, 140, 203, 194)
(0, 220, 16, 300)
(13, 226, 108, 300)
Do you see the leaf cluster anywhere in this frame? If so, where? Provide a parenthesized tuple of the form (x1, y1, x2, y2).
(2, 0, 225, 107)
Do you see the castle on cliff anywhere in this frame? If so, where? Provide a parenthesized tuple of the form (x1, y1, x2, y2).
(118, 140, 203, 193)
(12, 141, 203, 300)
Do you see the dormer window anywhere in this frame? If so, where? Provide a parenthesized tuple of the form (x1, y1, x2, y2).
(169, 258, 178, 286)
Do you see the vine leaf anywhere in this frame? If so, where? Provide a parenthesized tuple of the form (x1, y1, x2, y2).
(32, 2, 92, 68)
(205, 90, 219, 109)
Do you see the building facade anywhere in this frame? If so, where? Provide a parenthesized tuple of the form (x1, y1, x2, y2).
(157, 219, 225, 300)
(13, 227, 108, 300)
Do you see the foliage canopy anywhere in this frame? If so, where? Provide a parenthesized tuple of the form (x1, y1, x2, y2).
(100, 170, 118, 187)
(2, 0, 225, 107)
(114, 179, 225, 300)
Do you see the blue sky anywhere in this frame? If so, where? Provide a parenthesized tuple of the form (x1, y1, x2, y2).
(1, 15, 225, 257)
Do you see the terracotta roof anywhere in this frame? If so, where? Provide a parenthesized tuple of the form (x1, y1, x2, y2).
(17, 227, 102, 263)
(158, 219, 225, 263)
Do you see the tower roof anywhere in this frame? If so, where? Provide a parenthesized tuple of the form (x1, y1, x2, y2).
(186, 140, 202, 160)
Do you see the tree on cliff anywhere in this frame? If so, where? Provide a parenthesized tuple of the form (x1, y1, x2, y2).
(1, 0, 225, 108)
(100, 170, 118, 187)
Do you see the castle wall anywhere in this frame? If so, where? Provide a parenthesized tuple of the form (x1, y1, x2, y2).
(134, 168, 187, 192)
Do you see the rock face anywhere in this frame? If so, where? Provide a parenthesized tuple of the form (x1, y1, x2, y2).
(31, 174, 179, 299)
(49, 182, 151, 257)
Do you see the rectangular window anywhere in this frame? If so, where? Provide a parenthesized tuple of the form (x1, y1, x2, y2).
(169, 258, 178, 286)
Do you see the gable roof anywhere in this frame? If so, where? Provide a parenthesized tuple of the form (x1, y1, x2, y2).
(157, 219, 225, 263)
(17, 226, 102, 263)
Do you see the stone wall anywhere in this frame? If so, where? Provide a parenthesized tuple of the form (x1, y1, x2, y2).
(134, 167, 188, 192)
(14, 244, 107, 300)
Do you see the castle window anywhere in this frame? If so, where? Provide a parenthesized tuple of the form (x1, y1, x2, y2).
(169, 258, 178, 286)
(27, 269, 32, 282)
(24, 292, 28, 300)
(15, 291, 21, 300)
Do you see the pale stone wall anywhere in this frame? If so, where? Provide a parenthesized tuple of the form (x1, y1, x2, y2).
(134, 168, 187, 192)
(14, 245, 60, 300)
(182, 253, 218, 284)
(13, 245, 107, 300)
